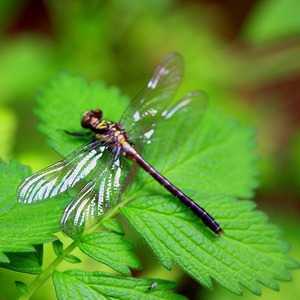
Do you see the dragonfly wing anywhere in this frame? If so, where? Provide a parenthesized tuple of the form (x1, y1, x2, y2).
(61, 153, 134, 238)
(120, 53, 184, 143)
(162, 90, 208, 122)
(131, 90, 208, 151)
(158, 90, 208, 147)
(60, 180, 99, 238)
(17, 139, 106, 203)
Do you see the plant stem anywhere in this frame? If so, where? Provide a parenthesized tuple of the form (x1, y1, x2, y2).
(18, 240, 79, 300)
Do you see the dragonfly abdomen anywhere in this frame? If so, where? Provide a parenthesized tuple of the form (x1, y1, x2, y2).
(133, 153, 223, 235)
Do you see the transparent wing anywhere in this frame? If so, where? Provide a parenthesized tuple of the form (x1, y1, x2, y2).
(162, 90, 208, 122)
(145, 90, 208, 156)
(17, 139, 107, 203)
(132, 90, 209, 153)
(120, 53, 184, 144)
(60, 151, 136, 238)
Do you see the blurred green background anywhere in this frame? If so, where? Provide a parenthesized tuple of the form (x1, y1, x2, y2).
(0, 0, 299, 299)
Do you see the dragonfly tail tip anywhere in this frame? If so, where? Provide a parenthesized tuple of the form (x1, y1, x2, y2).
(215, 227, 223, 236)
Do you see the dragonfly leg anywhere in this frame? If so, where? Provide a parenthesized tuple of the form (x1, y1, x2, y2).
(64, 130, 92, 137)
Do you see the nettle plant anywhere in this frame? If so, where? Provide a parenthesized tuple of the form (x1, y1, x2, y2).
(0, 71, 298, 299)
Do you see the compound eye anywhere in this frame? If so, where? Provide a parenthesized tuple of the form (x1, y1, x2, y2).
(81, 109, 103, 128)
(81, 112, 91, 128)
(93, 109, 103, 120)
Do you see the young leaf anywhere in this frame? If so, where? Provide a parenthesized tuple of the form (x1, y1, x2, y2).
(52, 270, 186, 300)
(102, 219, 125, 235)
(79, 231, 141, 275)
(0, 244, 43, 274)
(121, 193, 299, 295)
(64, 254, 81, 264)
(15, 281, 28, 295)
(0, 160, 70, 253)
(53, 239, 64, 257)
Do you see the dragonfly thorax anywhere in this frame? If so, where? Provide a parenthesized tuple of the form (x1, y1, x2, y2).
(82, 109, 132, 150)
(94, 121, 138, 159)
(93, 120, 130, 146)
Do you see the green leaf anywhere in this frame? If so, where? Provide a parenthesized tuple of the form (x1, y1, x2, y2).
(0, 196, 69, 252)
(79, 232, 141, 275)
(121, 193, 299, 295)
(34, 72, 297, 295)
(0, 244, 43, 274)
(15, 280, 28, 295)
(53, 239, 64, 257)
(64, 254, 81, 264)
(134, 107, 258, 199)
(102, 219, 125, 235)
(0, 159, 70, 253)
(0, 158, 30, 213)
(35, 72, 129, 157)
(52, 270, 186, 300)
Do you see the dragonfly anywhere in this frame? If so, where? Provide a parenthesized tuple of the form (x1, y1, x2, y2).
(17, 53, 222, 238)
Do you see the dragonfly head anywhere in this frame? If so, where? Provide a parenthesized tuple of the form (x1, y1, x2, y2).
(81, 109, 103, 129)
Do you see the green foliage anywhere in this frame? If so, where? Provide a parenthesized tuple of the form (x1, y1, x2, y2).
(79, 231, 141, 275)
(63, 254, 81, 264)
(36, 73, 258, 199)
(0, 184, 69, 255)
(0, 159, 30, 213)
(15, 281, 28, 295)
(102, 219, 125, 234)
(0, 245, 43, 275)
(53, 240, 64, 257)
(0, 159, 70, 256)
(0, 0, 299, 298)
(1, 72, 298, 298)
(122, 193, 297, 295)
(52, 270, 186, 300)
(35, 72, 129, 156)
